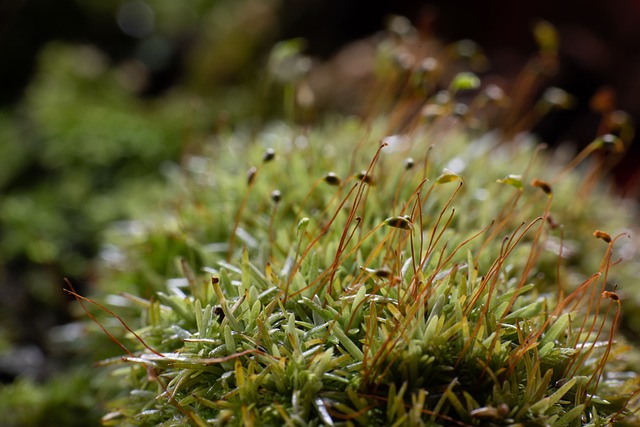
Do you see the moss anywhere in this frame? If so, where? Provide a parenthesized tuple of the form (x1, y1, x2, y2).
(85, 22, 640, 423)
(5, 14, 638, 427)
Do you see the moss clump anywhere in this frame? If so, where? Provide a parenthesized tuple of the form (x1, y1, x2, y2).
(75, 19, 640, 427)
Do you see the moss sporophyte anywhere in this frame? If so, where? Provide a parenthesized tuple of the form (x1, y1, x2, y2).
(69, 18, 640, 426)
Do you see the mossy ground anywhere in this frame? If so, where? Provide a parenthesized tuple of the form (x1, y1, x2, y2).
(2, 14, 640, 427)
(85, 109, 640, 425)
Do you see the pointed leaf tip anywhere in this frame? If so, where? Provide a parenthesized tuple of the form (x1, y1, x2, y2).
(297, 217, 310, 234)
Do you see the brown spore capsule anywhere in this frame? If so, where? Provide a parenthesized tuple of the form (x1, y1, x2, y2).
(355, 171, 374, 185)
(373, 267, 393, 278)
(404, 157, 415, 170)
(384, 215, 413, 230)
(263, 148, 276, 162)
(531, 178, 552, 195)
(323, 172, 342, 186)
(214, 306, 225, 322)
(593, 230, 612, 243)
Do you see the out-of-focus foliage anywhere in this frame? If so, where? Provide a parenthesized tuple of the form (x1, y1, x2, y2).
(1, 5, 640, 426)
(3, 44, 177, 269)
(0, 0, 282, 344)
(0, 367, 114, 427)
(75, 18, 640, 425)
(0, 1, 281, 424)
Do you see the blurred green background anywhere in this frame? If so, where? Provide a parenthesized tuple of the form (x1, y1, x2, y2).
(1, 0, 639, 424)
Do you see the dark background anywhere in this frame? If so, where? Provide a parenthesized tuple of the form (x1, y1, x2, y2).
(2, 0, 639, 193)
(279, 0, 640, 195)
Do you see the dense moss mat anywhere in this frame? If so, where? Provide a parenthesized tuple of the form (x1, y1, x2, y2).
(87, 111, 640, 425)
(3, 16, 640, 427)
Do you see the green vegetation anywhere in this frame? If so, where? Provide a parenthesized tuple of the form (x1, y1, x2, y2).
(2, 13, 640, 427)
(0, 0, 278, 349)
(72, 21, 640, 425)
(88, 119, 640, 425)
